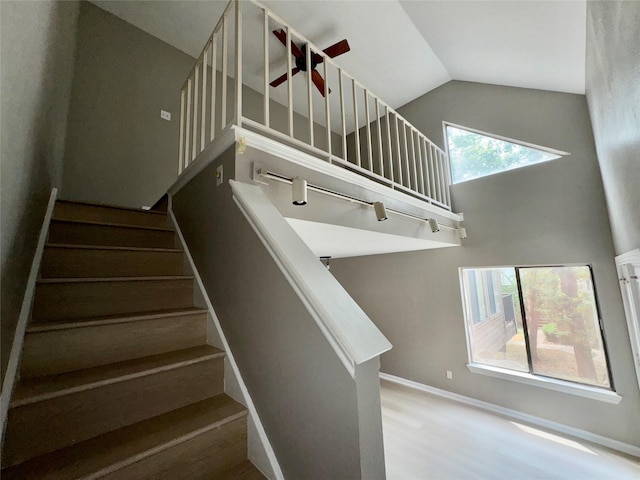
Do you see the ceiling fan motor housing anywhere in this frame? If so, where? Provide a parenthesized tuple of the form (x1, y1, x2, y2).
(295, 45, 319, 72)
(269, 30, 349, 96)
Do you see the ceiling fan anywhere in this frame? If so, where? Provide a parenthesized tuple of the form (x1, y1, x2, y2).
(269, 29, 350, 97)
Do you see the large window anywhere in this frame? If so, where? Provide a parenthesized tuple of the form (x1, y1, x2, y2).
(460, 266, 613, 389)
(445, 124, 566, 184)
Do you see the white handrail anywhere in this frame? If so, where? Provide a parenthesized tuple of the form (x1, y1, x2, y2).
(177, 0, 452, 209)
(230, 180, 392, 375)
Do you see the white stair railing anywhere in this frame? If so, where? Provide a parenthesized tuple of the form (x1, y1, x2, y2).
(178, 0, 452, 210)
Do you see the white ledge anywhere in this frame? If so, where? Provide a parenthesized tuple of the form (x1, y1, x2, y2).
(466, 363, 622, 404)
(230, 180, 392, 377)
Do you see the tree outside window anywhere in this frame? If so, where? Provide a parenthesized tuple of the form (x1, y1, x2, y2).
(446, 125, 563, 184)
(461, 266, 612, 389)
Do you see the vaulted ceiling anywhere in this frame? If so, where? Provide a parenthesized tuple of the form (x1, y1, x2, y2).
(90, 0, 587, 109)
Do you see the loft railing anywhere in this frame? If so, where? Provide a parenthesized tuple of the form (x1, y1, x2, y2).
(178, 0, 452, 210)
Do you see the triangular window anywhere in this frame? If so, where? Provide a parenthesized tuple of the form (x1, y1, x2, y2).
(445, 124, 567, 184)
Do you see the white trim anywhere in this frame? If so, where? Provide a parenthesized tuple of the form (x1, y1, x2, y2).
(231, 196, 351, 376)
(230, 180, 392, 373)
(615, 248, 640, 393)
(458, 265, 620, 403)
(237, 126, 463, 222)
(443, 121, 571, 157)
(166, 125, 462, 227)
(168, 206, 284, 480)
(1, 188, 58, 440)
(168, 126, 237, 197)
(459, 267, 476, 370)
(466, 363, 621, 404)
(380, 372, 640, 458)
(615, 248, 640, 266)
(443, 121, 571, 186)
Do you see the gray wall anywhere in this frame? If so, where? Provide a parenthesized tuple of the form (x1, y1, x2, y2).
(331, 81, 640, 447)
(1, 0, 79, 383)
(585, 0, 640, 256)
(62, 1, 195, 208)
(61, 2, 341, 209)
(173, 149, 381, 478)
(241, 81, 342, 156)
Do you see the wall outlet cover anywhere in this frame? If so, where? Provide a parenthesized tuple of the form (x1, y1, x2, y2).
(161, 110, 171, 121)
(446, 370, 453, 379)
(216, 164, 224, 186)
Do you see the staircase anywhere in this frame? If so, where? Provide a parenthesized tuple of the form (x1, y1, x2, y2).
(1, 200, 265, 479)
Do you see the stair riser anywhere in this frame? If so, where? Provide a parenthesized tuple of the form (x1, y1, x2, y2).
(41, 248, 184, 278)
(3, 357, 224, 467)
(54, 202, 170, 228)
(32, 279, 195, 322)
(0, 395, 248, 479)
(48, 221, 176, 249)
(102, 416, 248, 480)
(21, 314, 208, 377)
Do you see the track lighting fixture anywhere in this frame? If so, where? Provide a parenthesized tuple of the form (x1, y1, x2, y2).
(292, 177, 307, 205)
(428, 218, 440, 233)
(374, 201, 388, 221)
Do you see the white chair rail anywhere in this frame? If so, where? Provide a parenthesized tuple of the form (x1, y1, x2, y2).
(178, 0, 452, 210)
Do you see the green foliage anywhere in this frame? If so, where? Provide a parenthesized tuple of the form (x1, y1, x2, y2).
(542, 322, 559, 335)
(520, 267, 597, 347)
(447, 126, 559, 183)
(542, 322, 569, 343)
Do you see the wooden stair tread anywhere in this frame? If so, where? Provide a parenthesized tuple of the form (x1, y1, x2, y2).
(51, 218, 174, 232)
(214, 460, 266, 480)
(22, 309, 208, 377)
(45, 243, 182, 253)
(4, 198, 256, 476)
(55, 199, 168, 216)
(11, 346, 223, 407)
(1, 395, 247, 480)
(27, 308, 208, 332)
(37, 275, 194, 284)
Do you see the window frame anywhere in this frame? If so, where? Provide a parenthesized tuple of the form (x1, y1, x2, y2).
(442, 121, 570, 184)
(462, 269, 503, 325)
(615, 249, 640, 392)
(459, 264, 621, 404)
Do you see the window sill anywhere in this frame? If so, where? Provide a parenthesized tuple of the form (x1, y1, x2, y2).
(466, 363, 622, 405)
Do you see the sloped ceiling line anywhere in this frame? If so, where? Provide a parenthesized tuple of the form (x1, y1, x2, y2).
(89, 0, 586, 108)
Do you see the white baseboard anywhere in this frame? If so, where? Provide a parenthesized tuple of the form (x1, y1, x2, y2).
(1, 188, 58, 440)
(380, 372, 640, 459)
(168, 204, 283, 480)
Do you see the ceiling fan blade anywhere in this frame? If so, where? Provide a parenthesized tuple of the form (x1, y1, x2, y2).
(272, 29, 304, 58)
(311, 69, 331, 97)
(270, 68, 300, 88)
(323, 39, 350, 58)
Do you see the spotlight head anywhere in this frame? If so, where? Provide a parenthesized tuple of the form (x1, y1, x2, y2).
(374, 201, 387, 221)
(292, 177, 307, 206)
(320, 256, 331, 270)
(428, 218, 440, 233)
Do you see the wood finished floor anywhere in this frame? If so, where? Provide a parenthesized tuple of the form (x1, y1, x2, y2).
(381, 380, 640, 480)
